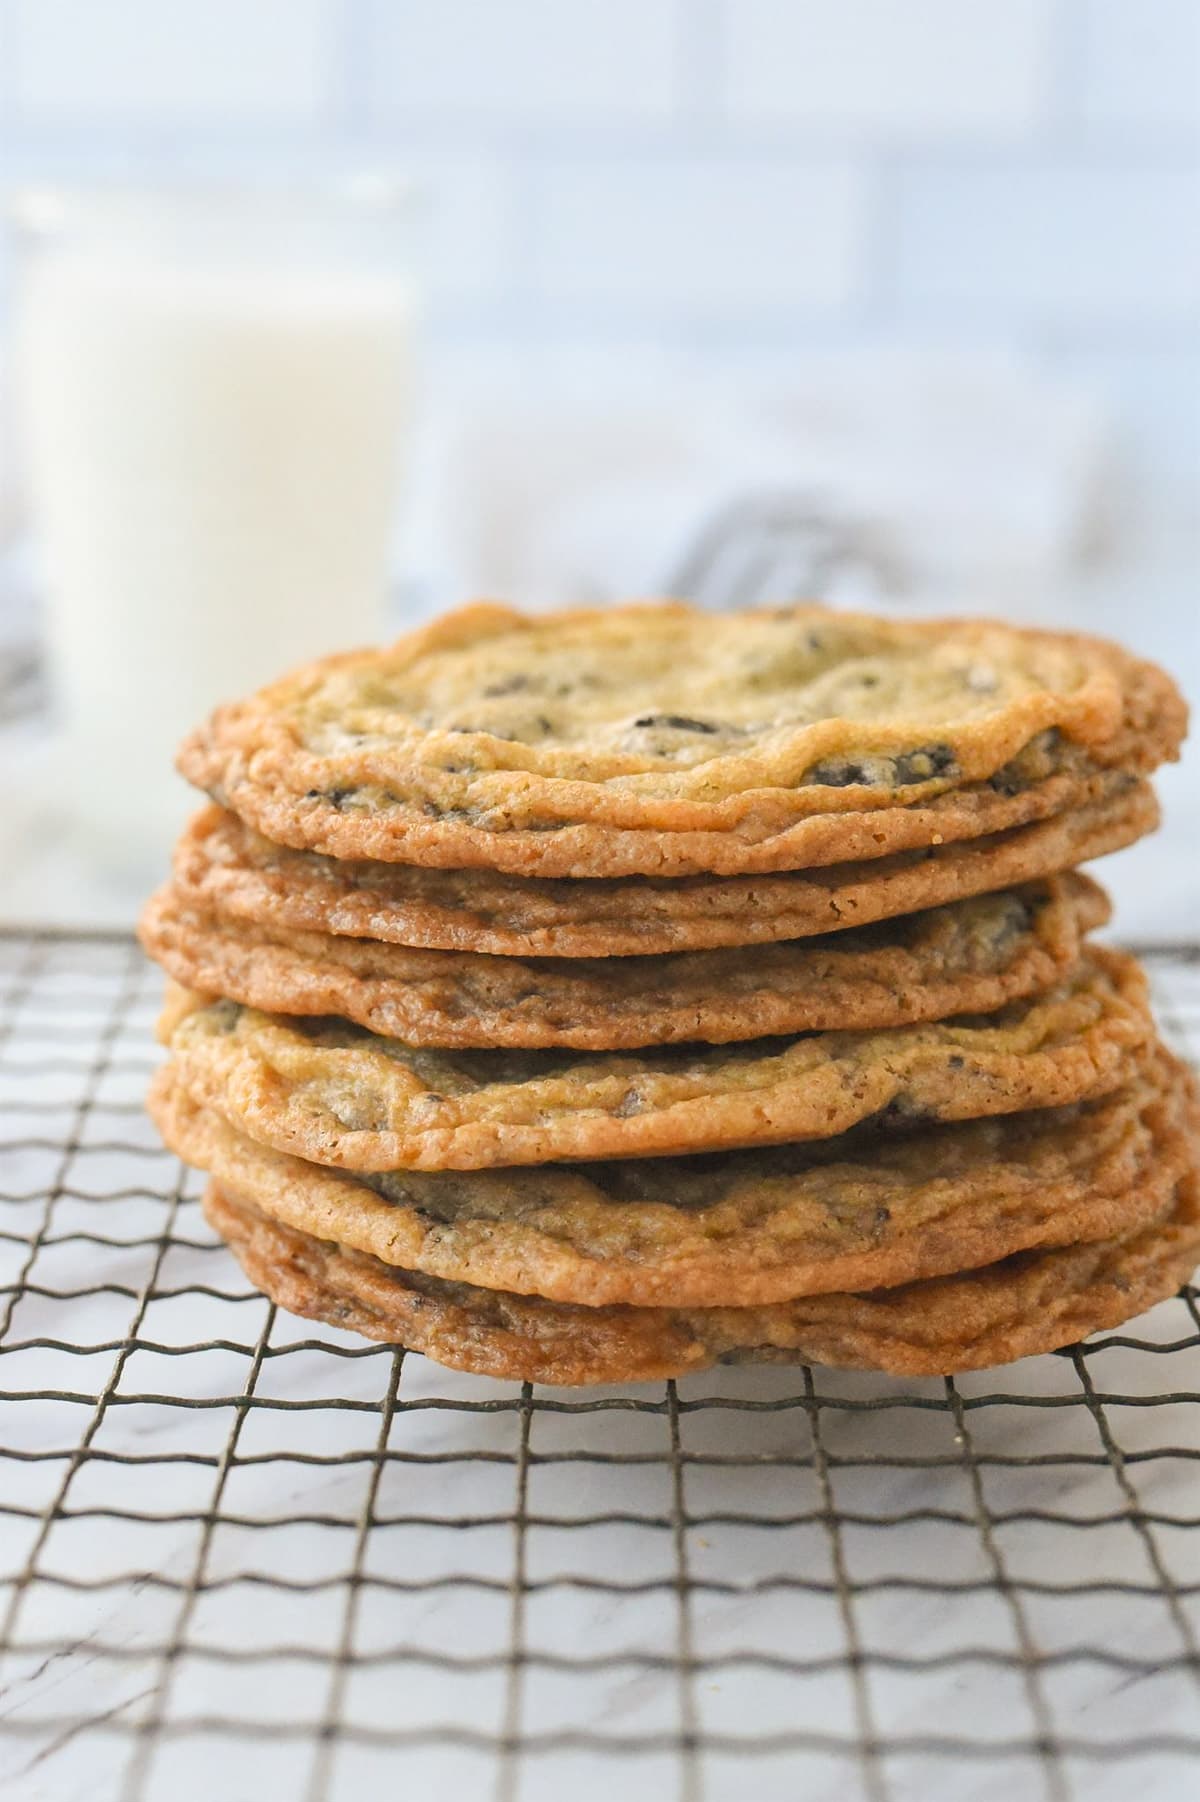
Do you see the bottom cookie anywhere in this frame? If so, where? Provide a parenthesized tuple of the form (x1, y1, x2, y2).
(203, 1174, 1200, 1387)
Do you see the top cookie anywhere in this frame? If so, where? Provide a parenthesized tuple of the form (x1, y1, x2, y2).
(177, 602, 1185, 879)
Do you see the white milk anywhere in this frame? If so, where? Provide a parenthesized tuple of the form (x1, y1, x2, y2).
(18, 238, 414, 852)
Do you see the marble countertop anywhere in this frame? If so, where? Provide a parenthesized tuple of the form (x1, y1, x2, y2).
(0, 934, 1198, 1802)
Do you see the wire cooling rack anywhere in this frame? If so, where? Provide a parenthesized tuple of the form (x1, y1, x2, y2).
(0, 928, 1198, 1802)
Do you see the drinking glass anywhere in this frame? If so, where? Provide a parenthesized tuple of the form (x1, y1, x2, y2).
(12, 174, 418, 855)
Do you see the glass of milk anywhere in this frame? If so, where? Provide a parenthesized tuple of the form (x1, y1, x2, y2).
(12, 176, 417, 857)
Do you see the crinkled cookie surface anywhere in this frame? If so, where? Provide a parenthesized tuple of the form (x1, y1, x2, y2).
(177, 603, 1185, 878)
(203, 1160, 1200, 1384)
(168, 784, 1155, 957)
(149, 1046, 1194, 1308)
(158, 948, 1153, 1170)
(139, 873, 1108, 1050)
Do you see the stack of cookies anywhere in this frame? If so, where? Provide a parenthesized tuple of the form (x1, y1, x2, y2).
(141, 603, 1199, 1384)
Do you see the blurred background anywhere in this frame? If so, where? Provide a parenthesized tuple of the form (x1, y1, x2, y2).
(0, 0, 1195, 928)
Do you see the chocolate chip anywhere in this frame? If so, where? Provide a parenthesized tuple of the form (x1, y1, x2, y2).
(990, 728, 1064, 794)
(422, 802, 477, 822)
(482, 673, 530, 697)
(892, 744, 957, 785)
(306, 786, 355, 809)
(874, 1093, 939, 1128)
(804, 759, 868, 788)
(370, 1175, 462, 1225)
(804, 744, 957, 789)
(634, 714, 721, 734)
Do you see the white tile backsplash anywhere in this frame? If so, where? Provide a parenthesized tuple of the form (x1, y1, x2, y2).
(528, 154, 864, 316)
(723, 0, 1052, 140)
(8, 0, 335, 125)
(2, 1, 1194, 340)
(398, 150, 516, 307)
(0, 0, 1195, 581)
(894, 160, 1200, 324)
(365, 0, 682, 125)
(1051, 341, 1200, 520)
(1073, 0, 1200, 136)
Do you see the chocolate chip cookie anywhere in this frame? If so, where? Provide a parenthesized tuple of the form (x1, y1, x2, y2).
(157, 949, 1153, 1170)
(169, 782, 1154, 958)
(202, 1159, 1200, 1383)
(148, 1045, 1192, 1308)
(139, 873, 1108, 1050)
(177, 602, 1185, 879)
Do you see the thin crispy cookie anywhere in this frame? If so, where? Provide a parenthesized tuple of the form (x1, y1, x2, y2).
(158, 948, 1154, 1170)
(177, 602, 1185, 878)
(148, 1049, 1195, 1308)
(138, 874, 1109, 1050)
(202, 1165, 1200, 1384)
(169, 781, 1156, 957)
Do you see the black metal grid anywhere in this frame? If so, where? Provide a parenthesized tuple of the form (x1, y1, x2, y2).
(0, 928, 1198, 1802)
